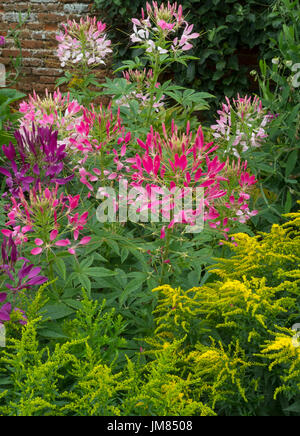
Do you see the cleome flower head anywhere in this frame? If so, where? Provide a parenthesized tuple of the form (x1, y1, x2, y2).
(130, 1, 199, 54)
(19, 89, 83, 146)
(211, 94, 276, 157)
(115, 69, 165, 111)
(56, 16, 112, 69)
(0, 236, 48, 325)
(0, 123, 74, 197)
(0, 35, 6, 47)
(70, 103, 131, 161)
(5, 185, 91, 256)
(94, 121, 258, 236)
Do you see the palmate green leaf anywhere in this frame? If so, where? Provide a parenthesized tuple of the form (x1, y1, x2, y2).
(114, 58, 143, 73)
(78, 255, 95, 271)
(55, 76, 69, 87)
(119, 274, 147, 306)
(43, 303, 74, 321)
(120, 247, 129, 263)
(284, 190, 292, 214)
(115, 268, 128, 288)
(257, 162, 275, 174)
(285, 150, 298, 178)
(283, 400, 300, 413)
(53, 257, 66, 281)
(38, 324, 70, 340)
(63, 298, 83, 311)
(76, 274, 91, 296)
(0, 88, 26, 105)
(101, 78, 136, 97)
(86, 267, 117, 278)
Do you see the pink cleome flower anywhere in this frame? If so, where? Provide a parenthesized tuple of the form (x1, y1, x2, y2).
(56, 17, 112, 69)
(5, 185, 91, 256)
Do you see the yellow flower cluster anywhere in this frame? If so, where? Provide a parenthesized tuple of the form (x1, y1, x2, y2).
(151, 203, 300, 407)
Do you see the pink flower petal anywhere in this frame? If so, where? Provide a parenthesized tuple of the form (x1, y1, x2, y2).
(55, 239, 71, 247)
(31, 247, 43, 255)
(34, 238, 44, 246)
(50, 229, 58, 241)
(1, 229, 12, 236)
(79, 236, 91, 245)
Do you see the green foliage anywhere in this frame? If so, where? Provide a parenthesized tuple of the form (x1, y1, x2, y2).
(149, 206, 300, 415)
(252, 5, 300, 226)
(1, 207, 299, 416)
(0, 287, 214, 416)
(93, 0, 298, 106)
(0, 11, 28, 148)
(0, 88, 26, 148)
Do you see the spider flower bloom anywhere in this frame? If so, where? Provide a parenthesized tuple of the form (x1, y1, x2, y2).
(130, 2, 199, 54)
(115, 69, 165, 111)
(0, 235, 22, 280)
(0, 295, 27, 325)
(56, 17, 112, 69)
(5, 185, 91, 253)
(5, 261, 48, 293)
(0, 296, 11, 323)
(70, 103, 131, 159)
(0, 124, 74, 196)
(19, 89, 83, 144)
(211, 94, 274, 157)
(0, 235, 47, 298)
(109, 121, 257, 235)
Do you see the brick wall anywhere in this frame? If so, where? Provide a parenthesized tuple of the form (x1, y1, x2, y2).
(0, 0, 110, 96)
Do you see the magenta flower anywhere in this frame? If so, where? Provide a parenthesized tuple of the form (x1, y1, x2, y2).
(0, 235, 48, 294)
(0, 236, 48, 326)
(70, 104, 131, 157)
(0, 124, 74, 196)
(0, 297, 11, 323)
(19, 89, 83, 146)
(104, 120, 258, 237)
(5, 261, 48, 293)
(0, 235, 22, 280)
(158, 20, 175, 31)
(31, 234, 91, 256)
(0, 36, 6, 47)
(1, 225, 31, 246)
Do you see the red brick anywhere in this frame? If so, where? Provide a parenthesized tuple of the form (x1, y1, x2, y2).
(0, 0, 108, 97)
(23, 40, 46, 49)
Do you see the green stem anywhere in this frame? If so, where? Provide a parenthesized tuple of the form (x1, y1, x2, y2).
(160, 227, 171, 285)
(146, 53, 161, 124)
(47, 252, 59, 298)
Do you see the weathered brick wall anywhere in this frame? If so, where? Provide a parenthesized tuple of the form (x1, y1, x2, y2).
(0, 0, 109, 96)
